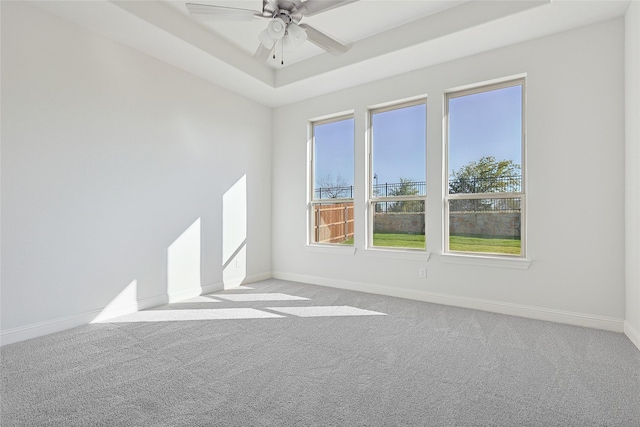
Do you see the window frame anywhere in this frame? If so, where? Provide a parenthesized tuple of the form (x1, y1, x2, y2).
(367, 98, 428, 251)
(444, 78, 527, 258)
(308, 113, 355, 247)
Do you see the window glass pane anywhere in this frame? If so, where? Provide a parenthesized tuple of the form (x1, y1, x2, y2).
(372, 104, 426, 197)
(313, 202, 354, 244)
(448, 197, 521, 255)
(448, 85, 522, 194)
(372, 200, 425, 249)
(314, 118, 354, 200)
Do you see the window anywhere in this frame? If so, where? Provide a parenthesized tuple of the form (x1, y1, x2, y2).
(445, 79, 525, 256)
(369, 100, 427, 250)
(310, 115, 354, 245)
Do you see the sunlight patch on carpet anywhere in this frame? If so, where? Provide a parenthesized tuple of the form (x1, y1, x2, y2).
(265, 306, 387, 317)
(216, 293, 309, 302)
(105, 308, 284, 322)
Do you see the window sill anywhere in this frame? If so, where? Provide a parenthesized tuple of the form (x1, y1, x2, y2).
(440, 253, 531, 270)
(306, 244, 356, 255)
(363, 248, 431, 261)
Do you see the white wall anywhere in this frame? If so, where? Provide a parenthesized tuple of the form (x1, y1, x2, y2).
(272, 18, 626, 331)
(625, 1, 640, 350)
(0, 1, 272, 344)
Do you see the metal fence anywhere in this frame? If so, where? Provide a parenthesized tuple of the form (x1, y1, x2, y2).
(314, 185, 353, 199)
(373, 181, 426, 197)
(314, 181, 426, 200)
(449, 198, 521, 212)
(449, 175, 521, 194)
(313, 176, 522, 200)
(374, 200, 425, 214)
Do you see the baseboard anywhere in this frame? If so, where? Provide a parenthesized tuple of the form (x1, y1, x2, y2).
(0, 293, 166, 346)
(1, 311, 98, 347)
(624, 321, 640, 352)
(165, 271, 274, 300)
(202, 281, 225, 295)
(91, 294, 167, 323)
(168, 285, 216, 303)
(272, 271, 625, 333)
(243, 271, 273, 284)
(1, 272, 275, 347)
(4, 271, 627, 347)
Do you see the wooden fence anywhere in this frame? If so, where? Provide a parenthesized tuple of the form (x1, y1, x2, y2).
(314, 203, 354, 243)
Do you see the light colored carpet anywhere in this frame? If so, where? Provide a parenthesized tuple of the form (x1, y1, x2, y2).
(2, 279, 639, 426)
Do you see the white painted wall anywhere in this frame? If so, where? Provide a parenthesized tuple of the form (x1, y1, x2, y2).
(0, 1, 272, 343)
(272, 18, 627, 331)
(1, 2, 634, 346)
(625, 1, 640, 350)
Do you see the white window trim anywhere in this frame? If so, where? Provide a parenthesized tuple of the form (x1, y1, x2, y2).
(367, 98, 428, 252)
(443, 77, 527, 259)
(363, 248, 431, 261)
(307, 113, 355, 248)
(306, 244, 356, 255)
(440, 253, 531, 269)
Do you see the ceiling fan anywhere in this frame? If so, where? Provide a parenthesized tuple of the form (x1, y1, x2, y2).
(185, 0, 358, 63)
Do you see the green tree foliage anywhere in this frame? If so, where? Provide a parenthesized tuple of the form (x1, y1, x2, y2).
(449, 156, 521, 194)
(388, 178, 423, 213)
(389, 178, 419, 197)
(449, 157, 521, 212)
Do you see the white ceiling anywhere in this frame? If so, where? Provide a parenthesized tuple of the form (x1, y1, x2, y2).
(31, 0, 631, 107)
(163, 0, 469, 68)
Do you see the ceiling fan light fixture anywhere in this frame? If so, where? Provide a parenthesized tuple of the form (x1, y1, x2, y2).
(287, 23, 307, 47)
(267, 17, 286, 39)
(282, 34, 295, 52)
(258, 29, 275, 49)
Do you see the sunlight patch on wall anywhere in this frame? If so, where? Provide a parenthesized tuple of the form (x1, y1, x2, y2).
(167, 218, 202, 302)
(91, 280, 138, 323)
(223, 175, 247, 288)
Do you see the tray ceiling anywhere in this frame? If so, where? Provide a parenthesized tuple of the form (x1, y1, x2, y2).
(30, 0, 631, 107)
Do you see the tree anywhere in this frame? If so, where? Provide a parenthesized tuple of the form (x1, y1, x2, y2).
(389, 178, 419, 197)
(316, 174, 352, 199)
(449, 156, 521, 212)
(388, 178, 422, 213)
(449, 156, 521, 194)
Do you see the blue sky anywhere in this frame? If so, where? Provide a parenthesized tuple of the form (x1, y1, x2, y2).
(448, 84, 522, 176)
(313, 84, 521, 190)
(372, 104, 426, 185)
(313, 118, 354, 187)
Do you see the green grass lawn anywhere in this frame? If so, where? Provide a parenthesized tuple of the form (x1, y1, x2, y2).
(341, 233, 425, 249)
(342, 233, 520, 254)
(449, 235, 521, 255)
(373, 233, 425, 249)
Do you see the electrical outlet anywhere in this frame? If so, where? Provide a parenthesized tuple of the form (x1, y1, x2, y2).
(418, 267, 427, 278)
(235, 259, 241, 268)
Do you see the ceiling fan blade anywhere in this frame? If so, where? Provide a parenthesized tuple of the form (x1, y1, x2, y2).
(300, 0, 359, 17)
(298, 24, 350, 54)
(186, 3, 264, 20)
(254, 44, 274, 62)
